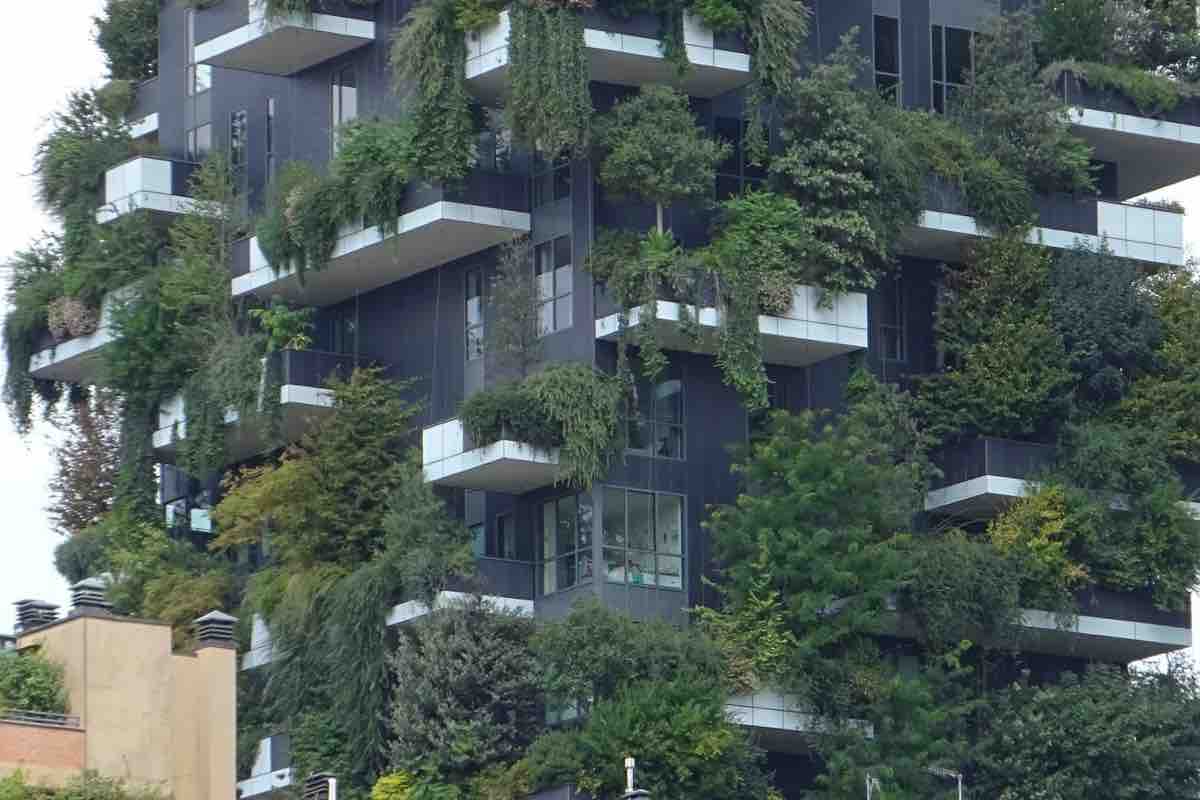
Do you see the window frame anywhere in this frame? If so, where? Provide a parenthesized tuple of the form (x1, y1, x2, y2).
(714, 116, 767, 201)
(624, 376, 686, 460)
(931, 23, 974, 114)
(331, 66, 358, 154)
(532, 155, 570, 208)
(878, 274, 907, 363)
(539, 493, 594, 596)
(873, 14, 901, 103)
(186, 123, 212, 162)
(466, 268, 485, 362)
(600, 487, 685, 591)
(186, 10, 212, 97)
(534, 235, 573, 336)
(266, 97, 277, 183)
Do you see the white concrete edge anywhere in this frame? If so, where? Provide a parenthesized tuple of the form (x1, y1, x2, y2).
(593, 297, 869, 344)
(95, 192, 204, 224)
(129, 112, 159, 139)
(923, 475, 1030, 511)
(1069, 105, 1200, 146)
(232, 203, 531, 297)
(422, 439, 561, 484)
(152, 383, 333, 450)
(386, 590, 535, 626)
(195, 12, 375, 66)
(1020, 608, 1192, 647)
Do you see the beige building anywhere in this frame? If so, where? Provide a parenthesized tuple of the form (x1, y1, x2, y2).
(0, 583, 236, 800)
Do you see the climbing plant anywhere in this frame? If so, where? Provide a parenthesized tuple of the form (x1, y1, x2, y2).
(507, 1, 592, 157)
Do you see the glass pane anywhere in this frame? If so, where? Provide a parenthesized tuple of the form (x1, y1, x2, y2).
(626, 418, 653, 455)
(537, 270, 555, 301)
(931, 25, 944, 82)
(554, 296, 573, 331)
(933, 83, 945, 114)
(656, 424, 684, 459)
(340, 68, 358, 122)
(604, 548, 626, 583)
(470, 524, 485, 557)
(557, 554, 576, 589)
(628, 492, 653, 550)
(655, 494, 683, 555)
(654, 379, 683, 423)
(656, 555, 683, 589)
(877, 74, 899, 102)
(497, 515, 516, 559)
(578, 551, 594, 583)
(555, 264, 573, 297)
(538, 301, 554, 337)
(946, 27, 972, 85)
(194, 124, 211, 159)
(602, 487, 626, 546)
(627, 551, 655, 586)
(715, 117, 741, 175)
(556, 495, 577, 554)
(554, 165, 571, 201)
(195, 64, 211, 94)
(543, 502, 557, 560)
(577, 492, 593, 548)
(543, 560, 557, 594)
(874, 15, 899, 75)
(466, 296, 483, 327)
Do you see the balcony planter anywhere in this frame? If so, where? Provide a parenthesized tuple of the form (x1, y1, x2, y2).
(195, 0, 377, 77)
(28, 287, 134, 384)
(595, 286, 868, 367)
(422, 417, 561, 494)
(465, 7, 750, 103)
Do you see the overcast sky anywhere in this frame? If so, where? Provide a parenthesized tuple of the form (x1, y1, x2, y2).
(1, 7, 1199, 658)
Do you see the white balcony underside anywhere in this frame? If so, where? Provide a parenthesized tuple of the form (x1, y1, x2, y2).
(926, 476, 1200, 520)
(465, 11, 749, 102)
(907, 203, 1184, 268)
(726, 690, 874, 754)
(195, 13, 375, 76)
(595, 289, 868, 367)
(1069, 106, 1200, 198)
(28, 287, 135, 383)
(129, 112, 158, 140)
(237, 768, 293, 799)
(423, 417, 561, 494)
(152, 384, 333, 462)
(233, 202, 530, 306)
(96, 192, 203, 224)
(1016, 609, 1191, 661)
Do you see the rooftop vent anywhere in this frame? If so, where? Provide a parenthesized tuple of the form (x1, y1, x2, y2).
(70, 577, 112, 613)
(303, 773, 337, 800)
(14, 599, 59, 632)
(194, 610, 237, 647)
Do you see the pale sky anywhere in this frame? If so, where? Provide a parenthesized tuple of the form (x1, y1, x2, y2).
(0, 6, 1199, 659)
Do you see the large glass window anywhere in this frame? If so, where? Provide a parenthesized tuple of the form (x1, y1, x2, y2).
(187, 123, 212, 161)
(541, 494, 593, 594)
(331, 67, 358, 154)
(931, 24, 974, 113)
(874, 15, 900, 102)
(266, 97, 277, 183)
(535, 236, 572, 335)
(715, 117, 767, 200)
(186, 10, 212, 96)
(230, 110, 248, 195)
(602, 489, 683, 590)
(878, 275, 906, 363)
(625, 376, 684, 459)
(533, 156, 570, 208)
(466, 269, 485, 361)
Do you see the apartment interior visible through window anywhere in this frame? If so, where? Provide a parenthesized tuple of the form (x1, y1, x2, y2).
(602, 488, 683, 590)
(541, 493, 593, 594)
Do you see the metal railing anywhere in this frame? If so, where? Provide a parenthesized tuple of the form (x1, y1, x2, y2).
(930, 437, 1057, 490)
(0, 709, 81, 728)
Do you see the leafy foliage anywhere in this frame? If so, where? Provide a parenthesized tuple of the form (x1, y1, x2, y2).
(94, 0, 159, 81)
(508, 2, 592, 157)
(256, 161, 346, 278)
(459, 364, 624, 489)
(0, 772, 164, 800)
(249, 298, 314, 352)
(987, 486, 1090, 610)
(389, 600, 542, 783)
(0, 651, 67, 715)
(48, 389, 121, 538)
(485, 236, 542, 380)
(596, 85, 729, 232)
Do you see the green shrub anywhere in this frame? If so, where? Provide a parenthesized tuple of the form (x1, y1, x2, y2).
(507, 2, 592, 157)
(256, 162, 344, 277)
(459, 364, 623, 489)
(94, 0, 159, 81)
(0, 651, 67, 715)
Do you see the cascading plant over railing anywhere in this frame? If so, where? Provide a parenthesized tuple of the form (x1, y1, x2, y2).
(459, 363, 624, 490)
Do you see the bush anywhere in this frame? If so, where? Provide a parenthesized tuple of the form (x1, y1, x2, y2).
(94, 0, 159, 81)
(459, 364, 623, 489)
(0, 651, 67, 715)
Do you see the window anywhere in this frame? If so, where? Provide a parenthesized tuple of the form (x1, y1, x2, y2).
(878, 275, 906, 362)
(489, 513, 519, 560)
(625, 376, 684, 459)
(715, 117, 767, 200)
(602, 489, 683, 590)
(230, 110, 247, 195)
(533, 156, 570, 208)
(470, 523, 485, 557)
(331, 67, 358, 154)
(466, 269, 484, 361)
(931, 24, 974, 113)
(535, 236, 572, 335)
(266, 97, 277, 182)
(187, 123, 212, 161)
(874, 15, 900, 102)
(186, 10, 212, 96)
(541, 494, 593, 594)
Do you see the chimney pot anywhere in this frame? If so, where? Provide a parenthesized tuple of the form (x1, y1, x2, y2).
(194, 610, 237, 647)
(70, 577, 112, 614)
(14, 599, 60, 633)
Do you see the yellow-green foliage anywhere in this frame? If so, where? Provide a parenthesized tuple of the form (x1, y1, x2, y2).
(371, 772, 416, 800)
(988, 485, 1089, 601)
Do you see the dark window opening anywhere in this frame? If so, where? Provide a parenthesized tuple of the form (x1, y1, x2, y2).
(715, 116, 767, 200)
(331, 67, 357, 154)
(466, 269, 484, 361)
(533, 156, 571, 208)
(535, 236, 573, 335)
(625, 375, 685, 460)
(932, 24, 974, 114)
(541, 493, 593, 594)
(874, 15, 900, 102)
(879, 275, 907, 363)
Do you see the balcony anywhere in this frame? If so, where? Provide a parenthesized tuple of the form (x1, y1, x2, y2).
(906, 180, 1184, 269)
(27, 288, 133, 384)
(232, 173, 530, 306)
(594, 286, 868, 367)
(237, 735, 292, 799)
(465, 8, 750, 103)
(725, 689, 873, 754)
(1056, 69, 1200, 198)
(96, 156, 202, 225)
(386, 571, 536, 625)
(127, 77, 158, 140)
(195, 0, 376, 77)
(924, 437, 1055, 517)
(152, 350, 365, 463)
(423, 417, 560, 494)
(1017, 586, 1191, 662)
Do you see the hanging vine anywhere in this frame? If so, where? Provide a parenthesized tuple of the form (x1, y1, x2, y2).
(507, 1, 592, 157)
